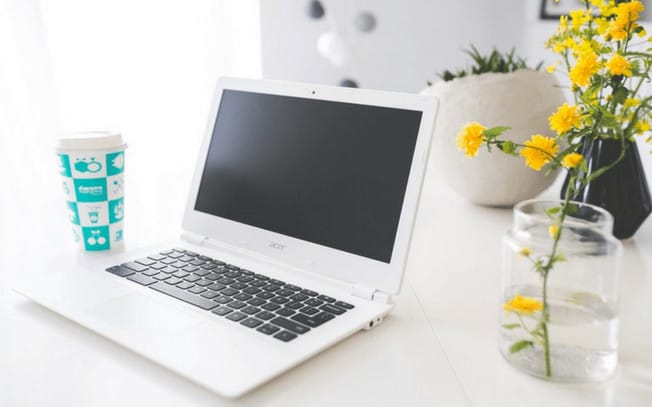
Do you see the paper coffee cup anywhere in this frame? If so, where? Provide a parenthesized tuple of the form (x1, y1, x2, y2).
(56, 131, 127, 251)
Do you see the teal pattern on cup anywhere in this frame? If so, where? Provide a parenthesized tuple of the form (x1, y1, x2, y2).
(57, 132, 127, 251)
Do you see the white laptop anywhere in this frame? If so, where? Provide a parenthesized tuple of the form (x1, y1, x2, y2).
(13, 77, 438, 398)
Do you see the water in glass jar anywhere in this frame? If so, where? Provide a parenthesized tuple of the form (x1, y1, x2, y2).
(499, 284, 618, 382)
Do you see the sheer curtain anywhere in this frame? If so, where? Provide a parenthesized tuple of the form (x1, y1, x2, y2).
(1, 0, 260, 239)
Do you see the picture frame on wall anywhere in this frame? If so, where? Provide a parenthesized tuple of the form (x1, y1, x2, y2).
(540, 0, 599, 20)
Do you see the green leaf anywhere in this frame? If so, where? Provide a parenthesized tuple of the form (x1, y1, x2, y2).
(510, 340, 534, 353)
(502, 323, 521, 330)
(498, 141, 516, 155)
(612, 87, 628, 105)
(545, 207, 561, 216)
(483, 126, 511, 138)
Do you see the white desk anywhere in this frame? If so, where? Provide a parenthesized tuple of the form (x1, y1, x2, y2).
(1, 161, 651, 406)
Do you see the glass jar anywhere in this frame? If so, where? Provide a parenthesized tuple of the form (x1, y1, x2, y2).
(499, 199, 622, 382)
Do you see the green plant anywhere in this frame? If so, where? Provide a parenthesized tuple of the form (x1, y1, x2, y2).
(434, 45, 543, 83)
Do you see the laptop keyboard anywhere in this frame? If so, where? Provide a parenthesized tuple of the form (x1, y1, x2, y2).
(105, 248, 354, 342)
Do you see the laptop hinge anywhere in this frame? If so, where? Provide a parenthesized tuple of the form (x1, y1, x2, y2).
(180, 232, 208, 246)
(351, 284, 393, 305)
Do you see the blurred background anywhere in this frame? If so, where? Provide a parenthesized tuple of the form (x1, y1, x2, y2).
(1, 0, 651, 237)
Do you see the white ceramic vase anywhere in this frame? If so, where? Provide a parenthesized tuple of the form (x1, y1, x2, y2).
(421, 70, 567, 207)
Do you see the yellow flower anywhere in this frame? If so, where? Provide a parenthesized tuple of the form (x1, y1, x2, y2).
(624, 98, 640, 108)
(549, 224, 560, 239)
(549, 103, 582, 135)
(562, 152, 584, 168)
(503, 294, 544, 315)
(616, 1, 644, 26)
(559, 15, 568, 32)
(546, 62, 558, 73)
(595, 17, 610, 35)
(519, 247, 532, 257)
(569, 51, 599, 87)
(456, 122, 486, 158)
(636, 120, 651, 134)
(607, 21, 628, 41)
(570, 9, 591, 31)
(607, 54, 632, 76)
(519, 134, 560, 171)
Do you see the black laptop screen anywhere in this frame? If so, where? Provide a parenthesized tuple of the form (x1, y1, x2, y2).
(194, 89, 422, 263)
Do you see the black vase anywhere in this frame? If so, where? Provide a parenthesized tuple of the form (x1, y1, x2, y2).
(561, 137, 652, 239)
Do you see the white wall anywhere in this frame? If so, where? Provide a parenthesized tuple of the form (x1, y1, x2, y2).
(260, 0, 528, 92)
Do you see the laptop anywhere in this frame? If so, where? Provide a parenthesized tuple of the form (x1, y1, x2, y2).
(13, 77, 438, 398)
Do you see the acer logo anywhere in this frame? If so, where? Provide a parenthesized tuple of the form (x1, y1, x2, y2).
(269, 242, 286, 250)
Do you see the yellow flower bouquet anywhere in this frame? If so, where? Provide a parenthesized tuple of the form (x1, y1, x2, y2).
(458, 0, 652, 379)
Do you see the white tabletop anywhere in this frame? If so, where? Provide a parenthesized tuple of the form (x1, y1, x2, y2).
(1, 157, 651, 406)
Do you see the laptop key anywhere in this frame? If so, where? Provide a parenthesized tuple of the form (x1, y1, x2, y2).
(148, 254, 166, 261)
(255, 311, 276, 320)
(135, 258, 156, 266)
(256, 324, 280, 335)
(201, 263, 217, 270)
(150, 281, 217, 310)
(305, 298, 324, 307)
(189, 286, 206, 295)
(161, 258, 176, 265)
(168, 252, 183, 259)
(335, 301, 355, 309)
(290, 293, 309, 302)
(150, 262, 167, 270)
(225, 265, 240, 271)
(179, 255, 194, 262)
(207, 283, 226, 292)
(270, 296, 290, 305)
(320, 303, 346, 315)
(205, 272, 221, 281)
(285, 284, 301, 291)
(194, 269, 210, 277)
(300, 306, 319, 315)
(217, 277, 235, 285)
(176, 281, 194, 290)
(142, 269, 159, 277)
(230, 282, 248, 290)
(240, 269, 254, 275)
(253, 274, 269, 281)
(152, 273, 170, 281)
(196, 279, 213, 287)
(263, 284, 281, 292)
(221, 288, 238, 296)
(172, 248, 186, 253)
(269, 317, 310, 334)
(197, 255, 213, 261)
(243, 287, 262, 295)
(189, 259, 205, 266)
(226, 312, 247, 322)
(249, 280, 267, 288)
(212, 306, 233, 316)
(233, 293, 252, 301)
(237, 276, 254, 283)
(291, 312, 334, 328)
(276, 308, 295, 317)
(317, 295, 336, 303)
(185, 251, 199, 257)
(160, 250, 173, 255)
(172, 271, 189, 279)
(106, 265, 134, 277)
(166, 277, 183, 285)
(269, 279, 285, 286)
(214, 296, 233, 304)
(247, 298, 266, 306)
(273, 331, 298, 342)
(201, 291, 219, 299)
(184, 274, 201, 283)
(161, 266, 177, 274)
(241, 318, 263, 328)
(227, 301, 246, 309)
(300, 289, 318, 297)
(262, 302, 281, 311)
(127, 273, 157, 286)
(225, 271, 241, 278)
(241, 306, 261, 315)
(285, 301, 304, 310)
(276, 289, 295, 297)
(181, 265, 199, 273)
(121, 262, 148, 272)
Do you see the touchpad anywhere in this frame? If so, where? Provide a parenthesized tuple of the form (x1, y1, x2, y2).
(85, 293, 205, 340)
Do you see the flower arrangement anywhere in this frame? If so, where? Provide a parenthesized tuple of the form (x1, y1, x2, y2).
(457, 0, 652, 378)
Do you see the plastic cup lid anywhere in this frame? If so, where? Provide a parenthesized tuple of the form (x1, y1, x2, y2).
(56, 131, 127, 151)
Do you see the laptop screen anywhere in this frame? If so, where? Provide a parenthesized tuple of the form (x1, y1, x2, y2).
(195, 89, 422, 264)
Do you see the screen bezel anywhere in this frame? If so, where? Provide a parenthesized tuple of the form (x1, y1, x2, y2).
(182, 77, 438, 295)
